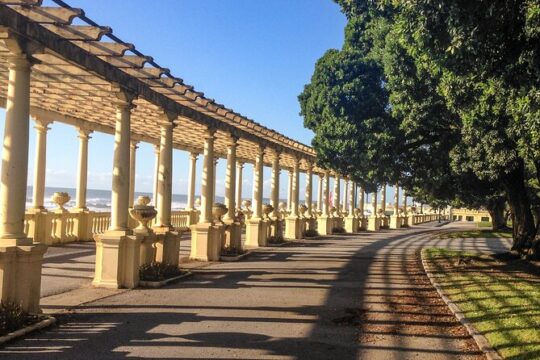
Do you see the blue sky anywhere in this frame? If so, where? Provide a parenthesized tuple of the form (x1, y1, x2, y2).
(0, 0, 348, 199)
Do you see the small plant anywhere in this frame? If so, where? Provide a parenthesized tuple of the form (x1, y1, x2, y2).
(0, 302, 37, 336)
(332, 227, 346, 234)
(268, 235, 285, 244)
(221, 246, 246, 256)
(139, 262, 183, 281)
(303, 229, 319, 238)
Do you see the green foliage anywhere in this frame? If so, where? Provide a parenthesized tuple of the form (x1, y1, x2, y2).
(303, 229, 319, 238)
(139, 262, 183, 282)
(0, 302, 37, 336)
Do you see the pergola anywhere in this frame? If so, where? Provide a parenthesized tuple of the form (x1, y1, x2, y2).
(0, 0, 430, 315)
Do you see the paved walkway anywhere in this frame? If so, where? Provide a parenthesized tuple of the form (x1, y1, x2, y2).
(3, 222, 511, 359)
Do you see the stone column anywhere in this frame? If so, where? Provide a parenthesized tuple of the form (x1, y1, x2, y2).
(128, 140, 138, 208)
(342, 180, 349, 214)
(93, 91, 140, 289)
(152, 144, 160, 207)
(190, 128, 219, 261)
(72, 127, 93, 241)
(235, 162, 243, 210)
(402, 190, 409, 226)
(223, 135, 241, 250)
(155, 122, 174, 229)
(367, 189, 380, 231)
(358, 186, 366, 230)
(270, 150, 281, 218)
(31, 117, 51, 209)
(344, 178, 358, 233)
(245, 145, 267, 248)
(200, 129, 215, 224)
(332, 174, 340, 214)
(317, 170, 332, 235)
(305, 162, 315, 231)
(213, 158, 218, 203)
(380, 183, 388, 227)
(0, 51, 47, 314)
(284, 157, 301, 239)
(109, 100, 132, 232)
(287, 169, 293, 211)
(317, 174, 323, 212)
(390, 184, 401, 229)
(186, 153, 198, 210)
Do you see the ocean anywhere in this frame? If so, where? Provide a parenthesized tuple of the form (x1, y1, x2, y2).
(26, 186, 276, 212)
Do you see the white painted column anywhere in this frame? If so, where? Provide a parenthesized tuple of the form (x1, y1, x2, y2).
(270, 151, 281, 217)
(252, 146, 264, 219)
(109, 95, 133, 232)
(75, 128, 93, 210)
(156, 122, 174, 228)
(200, 129, 215, 223)
(291, 158, 300, 217)
(0, 54, 32, 244)
(31, 117, 51, 209)
(287, 169, 293, 211)
(305, 162, 313, 217)
(235, 162, 243, 208)
(213, 158, 218, 203)
(186, 152, 198, 210)
(402, 190, 407, 215)
(223, 136, 238, 221)
(371, 190, 378, 216)
(128, 140, 137, 208)
(322, 171, 330, 216)
(317, 174, 323, 211)
(152, 144, 160, 207)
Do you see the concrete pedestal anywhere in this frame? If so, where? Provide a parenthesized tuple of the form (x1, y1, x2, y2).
(307, 217, 317, 231)
(317, 216, 332, 235)
(344, 216, 359, 233)
(367, 216, 380, 232)
(155, 230, 181, 266)
(284, 216, 302, 240)
(389, 215, 401, 229)
(137, 231, 157, 265)
(271, 219, 284, 240)
(26, 208, 50, 244)
(190, 222, 221, 262)
(93, 230, 141, 289)
(0, 243, 47, 314)
(245, 217, 268, 248)
(224, 220, 242, 251)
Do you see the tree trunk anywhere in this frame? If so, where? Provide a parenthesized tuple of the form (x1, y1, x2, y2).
(501, 159, 536, 254)
(486, 196, 507, 231)
(526, 160, 540, 258)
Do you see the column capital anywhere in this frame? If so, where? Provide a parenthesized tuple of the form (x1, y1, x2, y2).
(204, 127, 217, 138)
(78, 126, 93, 140)
(130, 139, 139, 149)
(190, 152, 199, 161)
(226, 133, 239, 146)
(111, 86, 137, 110)
(32, 116, 52, 132)
(236, 161, 244, 169)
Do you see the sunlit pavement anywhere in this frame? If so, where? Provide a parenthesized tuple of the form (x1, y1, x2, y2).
(4, 222, 510, 359)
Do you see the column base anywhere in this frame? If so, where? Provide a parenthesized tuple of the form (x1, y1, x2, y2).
(367, 216, 381, 232)
(26, 208, 51, 244)
(190, 222, 221, 262)
(0, 242, 47, 314)
(135, 229, 157, 265)
(317, 215, 333, 235)
(284, 216, 302, 240)
(270, 219, 284, 240)
(401, 215, 409, 227)
(154, 229, 181, 266)
(245, 218, 269, 248)
(389, 215, 401, 229)
(93, 230, 141, 289)
(344, 216, 359, 233)
(224, 220, 242, 252)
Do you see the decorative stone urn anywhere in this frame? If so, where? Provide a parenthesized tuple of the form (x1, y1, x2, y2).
(262, 203, 274, 220)
(354, 208, 361, 217)
(299, 204, 308, 218)
(129, 196, 157, 232)
(241, 199, 253, 219)
(195, 197, 201, 208)
(278, 201, 289, 219)
(212, 203, 228, 224)
(329, 206, 337, 217)
(51, 192, 71, 211)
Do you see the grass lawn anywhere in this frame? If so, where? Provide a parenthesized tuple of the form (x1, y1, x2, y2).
(477, 221, 493, 228)
(439, 229, 513, 239)
(423, 248, 540, 359)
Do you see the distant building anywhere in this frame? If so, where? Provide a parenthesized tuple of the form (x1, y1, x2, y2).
(451, 208, 492, 223)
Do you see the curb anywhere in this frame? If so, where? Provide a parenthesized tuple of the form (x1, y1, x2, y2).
(139, 271, 193, 288)
(0, 316, 57, 345)
(220, 250, 251, 262)
(420, 250, 502, 360)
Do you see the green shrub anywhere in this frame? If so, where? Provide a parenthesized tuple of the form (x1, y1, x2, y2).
(303, 229, 319, 238)
(268, 235, 285, 244)
(139, 262, 183, 281)
(221, 246, 246, 256)
(0, 302, 36, 336)
(332, 227, 346, 234)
